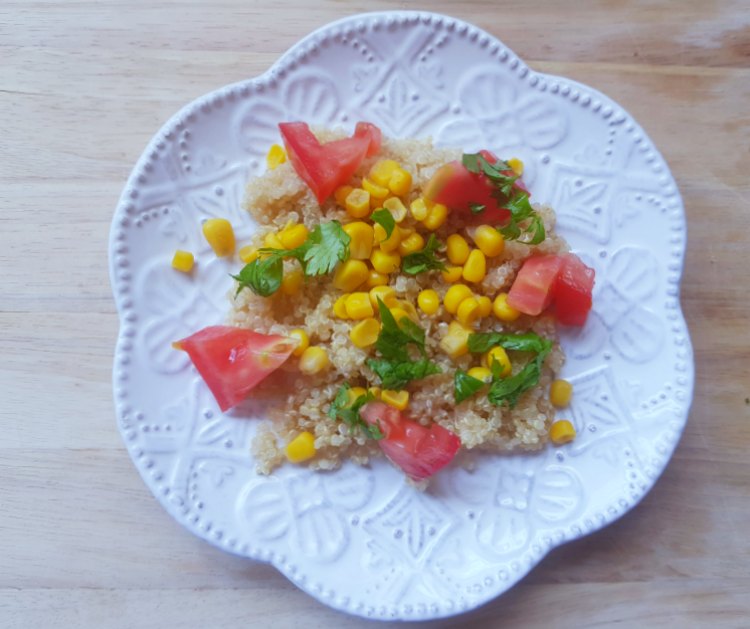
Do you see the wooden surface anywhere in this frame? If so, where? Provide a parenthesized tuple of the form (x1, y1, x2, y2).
(1, 1, 749, 627)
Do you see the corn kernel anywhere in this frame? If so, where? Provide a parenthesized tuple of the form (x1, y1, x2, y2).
(370, 249, 401, 274)
(473, 225, 505, 258)
(345, 292, 375, 319)
(350, 317, 380, 348)
(369, 159, 400, 187)
(263, 231, 284, 250)
(171, 250, 194, 273)
(362, 177, 390, 204)
(446, 234, 470, 265)
(396, 299, 419, 322)
(410, 197, 429, 221)
(334, 185, 354, 207)
(508, 157, 524, 176)
(333, 259, 369, 292)
(368, 386, 382, 399)
(238, 245, 259, 264)
(467, 366, 493, 384)
(279, 223, 309, 249)
(462, 249, 486, 283)
(441, 265, 463, 283)
(550, 379, 573, 408)
(202, 218, 235, 257)
(374, 222, 402, 253)
(383, 197, 408, 223)
(388, 307, 411, 325)
(477, 296, 492, 318)
(456, 296, 481, 327)
(333, 294, 350, 319)
(398, 232, 425, 256)
(388, 168, 412, 196)
(343, 221, 374, 260)
(440, 321, 471, 359)
(266, 144, 287, 170)
(347, 386, 368, 405)
(298, 346, 329, 375)
(369, 285, 398, 310)
(444, 284, 474, 314)
(549, 419, 576, 445)
(345, 188, 371, 218)
(493, 293, 521, 322)
(281, 267, 304, 295)
(422, 202, 448, 231)
(382, 389, 409, 410)
(288, 328, 309, 357)
(285, 431, 316, 463)
(366, 270, 388, 287)
(485, 346, 512, 377)
(417, 289, 440, 315)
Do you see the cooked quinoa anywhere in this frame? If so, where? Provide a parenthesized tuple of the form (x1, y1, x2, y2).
(230, 132, 568, 475)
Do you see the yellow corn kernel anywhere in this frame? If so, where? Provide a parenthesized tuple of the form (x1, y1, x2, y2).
(266, 144, 287, 170)
(388, 168, 412, 196)
(485, 346, 512, 378)
(334, 185, 354, 207)
(383, 197, 408, 223)
(374, 223, 402, 253)
(333, 294, 350, 319)
(477, 296, 492, 318)
(171, 250, 194, 273)
(369, 285, 398, 310)
(462, 249, 486, 283)
(422, 202, 448, 231)
(397, 299, 419, 322)
(387, 306, 409, 324)
(382, 389, 410, 410)
(508, 157, 524, 176)
(288, 328, 309, 357)
(368, 386, 382, 399)
(370, 249, 401, 274)
(279, 223, 309, 250)
(281, 267, 304, 295)
(441, 265, 463, 283)
(346, 386, 368, 405)
(410, 197, 429, 221)
(366, 270, 388, 288)
(369, 159, 400, 187)
(345, 292, 375, 320)
(446, 234, 470, 265)
(285, 431, 316, 463)
(550, 379, 573, 408)
(549, 419, 576, 445)
(473, 225, 505, 258)
(202, 218, 235, 257)
(444, 284, 474, 314)
(440, 321, 471, 360)
(238, 245, 259, 264)
(398, 232, 425, 256)
(263, 231, 284, 250)
(349, 317, 380, 348)
(456, 296, 481, 327)
(467, 366, 493, 383)
(362, 177, 390, 204)
(345, 188, 371, 218)
(298, 346, 329, 375)
(417, 289, 440, 315)
(343, 221, 375, 260)
(333, 259, 369, 292)
(492, 292, 521, 322)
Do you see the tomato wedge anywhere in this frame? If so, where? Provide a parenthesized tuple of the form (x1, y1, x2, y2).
(279, 121, 381, 204)
(174, 326, 297, 411)
(360, 402, 461, 481)
(507, 255, 564, 316)
(553, 254, 595, 326)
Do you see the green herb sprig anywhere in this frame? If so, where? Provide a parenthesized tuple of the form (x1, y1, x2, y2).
(401, 234, 447, 275)
(327, 384, 383, 440)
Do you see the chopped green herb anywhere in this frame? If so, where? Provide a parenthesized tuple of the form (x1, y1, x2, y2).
(487, 347, 550, 408)
(371, 208, 396, 239)
(454, 369, 485, 404)
(367, 357, 441, 390)
(401, 234, 447, 275)
(469, 202, 486, 215)
(468, 332, 552, 355)
(231, 255, 283, 297)
(328, 384, 383, 439)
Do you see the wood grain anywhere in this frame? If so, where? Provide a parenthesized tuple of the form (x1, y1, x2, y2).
(1, 1, 748, 627)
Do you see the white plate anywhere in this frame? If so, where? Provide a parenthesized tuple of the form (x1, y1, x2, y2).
(109, 11, 694, 621)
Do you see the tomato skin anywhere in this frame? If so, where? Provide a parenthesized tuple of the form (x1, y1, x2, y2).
(175, 326, 297, 411)
(279, 121, 380, 204)
(507, 255, 564, 316)
(360, 402, 461, 481)
(554, 254, 595, 326)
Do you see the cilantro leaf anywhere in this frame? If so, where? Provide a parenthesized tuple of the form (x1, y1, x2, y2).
(401, 234, 447, 275)
(231, 255, 283, 297)
(454, 369, 485, 404)
(375, 298, 425, 362)
(371, 208, 396, 239)
(367, 358, 441, 390)
(469, 202, 486, 215)
(468, 332, 552, 355)
(487, 350, 548, 408)
(299, 221, 350, 276)
(328, 384, 382, 440)
(462, 153, 481, 173)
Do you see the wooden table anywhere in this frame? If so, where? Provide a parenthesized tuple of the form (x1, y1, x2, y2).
(2, 1, 748, 626)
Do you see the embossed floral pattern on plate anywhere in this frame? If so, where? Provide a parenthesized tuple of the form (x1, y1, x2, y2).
(109, 11, 694, 621)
